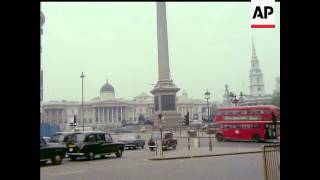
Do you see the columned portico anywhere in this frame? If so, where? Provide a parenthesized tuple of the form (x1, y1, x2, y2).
(106, 107, 109, 123)
(112, 108, 114, 123)
(102, 107, 105, 123)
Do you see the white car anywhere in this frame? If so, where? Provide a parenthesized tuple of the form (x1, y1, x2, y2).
(42, 136, 51, 143)
(190, 120, 202, 125)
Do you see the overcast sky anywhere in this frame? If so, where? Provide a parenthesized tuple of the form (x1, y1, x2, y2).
(41, 2, 280, 103)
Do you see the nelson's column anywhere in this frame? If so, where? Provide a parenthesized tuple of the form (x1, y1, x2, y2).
(151, 2, 181, 128)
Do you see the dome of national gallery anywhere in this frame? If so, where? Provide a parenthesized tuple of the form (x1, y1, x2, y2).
(100, 79, 115, 93)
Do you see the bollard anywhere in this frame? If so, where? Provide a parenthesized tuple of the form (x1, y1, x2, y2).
(188, 137, 190, 150)
(193, 138, 200, 148)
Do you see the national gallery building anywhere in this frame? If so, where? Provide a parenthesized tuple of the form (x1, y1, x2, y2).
(41, 80, 209, 129)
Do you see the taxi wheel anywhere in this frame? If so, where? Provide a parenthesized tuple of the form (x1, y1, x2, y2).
(51, 154, 63, 165)
(216, 134, 224, 142)
(86, 152, 95, 160)
(116, 149, 123, 158)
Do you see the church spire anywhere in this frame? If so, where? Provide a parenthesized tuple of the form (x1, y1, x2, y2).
(249, 37, 265, 97)
(252, 36, 257, 57)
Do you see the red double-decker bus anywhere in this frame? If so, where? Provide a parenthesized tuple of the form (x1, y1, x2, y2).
(215, 105, 280, 142)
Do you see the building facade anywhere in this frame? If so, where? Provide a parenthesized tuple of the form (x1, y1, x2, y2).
(42, 80, 209, 130)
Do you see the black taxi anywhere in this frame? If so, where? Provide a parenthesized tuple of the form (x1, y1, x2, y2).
(65, 131, 125, 161)
(40, 136, 67, 165)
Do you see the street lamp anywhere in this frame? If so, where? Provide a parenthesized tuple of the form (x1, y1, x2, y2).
(158, 113, 164, 157)
(204, 89, 212, 151)
(229, 91, 244, 107)
(80, 72, 85, 132)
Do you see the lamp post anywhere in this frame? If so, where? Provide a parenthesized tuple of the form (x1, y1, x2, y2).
(80, 72, 85, 132)
(204, 90, 212, 151)
(229, 91, 244, 107)
(158, 113, 164, 157)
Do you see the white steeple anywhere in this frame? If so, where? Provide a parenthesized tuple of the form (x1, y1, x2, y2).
(249, 37, 265, 96)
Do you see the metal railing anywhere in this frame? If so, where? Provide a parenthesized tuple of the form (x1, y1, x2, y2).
(262, 144, 280, 180)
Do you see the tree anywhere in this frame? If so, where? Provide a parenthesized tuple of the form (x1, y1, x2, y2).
(271, 92, 280, 107)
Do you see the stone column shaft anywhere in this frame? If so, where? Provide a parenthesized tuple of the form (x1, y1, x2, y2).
(156, 2, 171, 81)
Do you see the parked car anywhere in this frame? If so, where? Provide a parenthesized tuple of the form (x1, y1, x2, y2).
(206, 123, 218, 134)
(118, 133, 145, 150)
(43, 136, 51, 143)
(148, 131, 177, 151)
(49, 132, 72, 144)
(40, 136, 67, 165)
(190, 120, 202, 128)
(64, 131, 125, 161)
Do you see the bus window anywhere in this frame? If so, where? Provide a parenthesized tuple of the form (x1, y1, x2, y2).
(264, 110, 271, 114)
(253, 124, 260, 129)
(242, 124, 251, 129)
(240, 110, 247, 114)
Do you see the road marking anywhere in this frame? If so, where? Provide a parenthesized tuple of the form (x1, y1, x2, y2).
(49, 170, 85, 176)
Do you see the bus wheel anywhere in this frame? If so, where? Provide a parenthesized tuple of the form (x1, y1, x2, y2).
(216, 134, 223, 142)
(252, 134, 261, 142)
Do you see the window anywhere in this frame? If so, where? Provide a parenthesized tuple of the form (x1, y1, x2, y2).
(105, 134, 113, 142)
(51, 134, 65, 143)
(223, 124, 233, 129)
(87, 134, 96, 142)
(240, 110, 247, 115)
(165, 133, 173, 139)
(264, 110, 271, 114)
(241, 124, 252, 129)
(253, 124, 260, 129)
(233, 111, 241, 115)
(233, 125, 240, 129)
(97, 134, 105, 142)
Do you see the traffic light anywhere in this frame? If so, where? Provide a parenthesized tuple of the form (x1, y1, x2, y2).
(184, 112, 189, 126)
